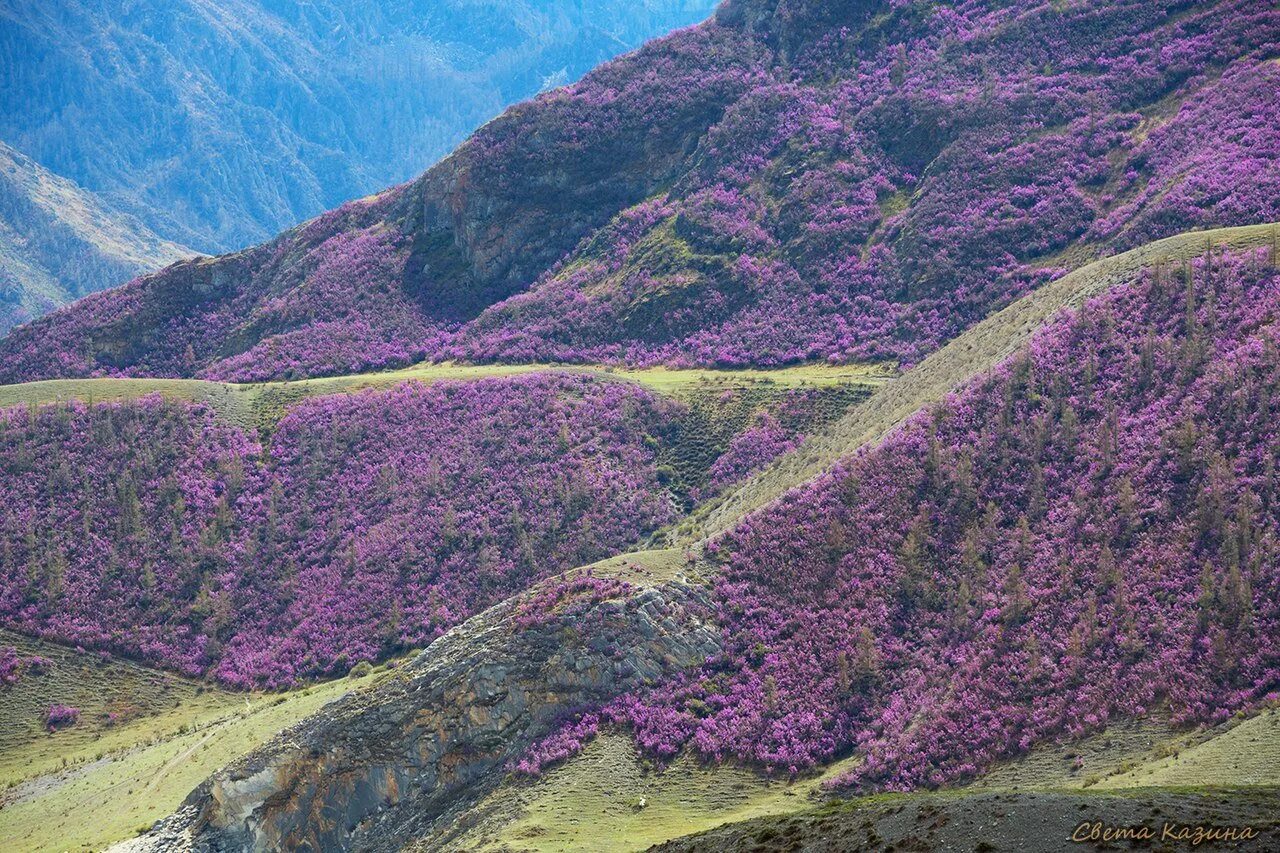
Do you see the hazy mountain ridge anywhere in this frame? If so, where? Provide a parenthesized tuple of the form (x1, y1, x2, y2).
(0, 0, 720, 255)
(0, 142, 191, 334)
(1, 0, 1275, 385)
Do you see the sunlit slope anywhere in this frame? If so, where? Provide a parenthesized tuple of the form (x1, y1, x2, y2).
(0, 362, 892, 433)
(679, 223, 1280, 542)
(0, 630, 389, 853)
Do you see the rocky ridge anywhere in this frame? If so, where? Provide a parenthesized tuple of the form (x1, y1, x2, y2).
(117, 567, 717, 851)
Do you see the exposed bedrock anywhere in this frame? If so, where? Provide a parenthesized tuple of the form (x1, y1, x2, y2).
(122, 577, 717, 852)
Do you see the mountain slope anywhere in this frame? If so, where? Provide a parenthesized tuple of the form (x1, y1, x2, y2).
(0, 142, 190, 334)
(0, 0, 719, 255)
(2, 0, 1276, 384)
(116, 227, 1280, 851)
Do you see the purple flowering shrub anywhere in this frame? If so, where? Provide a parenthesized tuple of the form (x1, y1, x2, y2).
(2, 0, 1277, 383)
(513, 573, 634, 631)
(706, 412, 800, 492)
(532, 250, 1280, 786)
(0, 375, 679, 687)
(513, 711, 606, 777)
(216, 375, 676, 687)
(0, 397, 261, 675)
(0, 646, 18, 686)
(45, 704, 80, 730)
(0, 647, 51, 687)
(445, 0, 1280, 368)
(1095, 60, 1280, 250)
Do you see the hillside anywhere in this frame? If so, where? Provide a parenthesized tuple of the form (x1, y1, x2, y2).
(0, 364, 879, 690)
(0, 143, 190, 334)
(602, 246, 1280, 790)
(4, 1, 1280, 851)
(111, 233, 1280, 851)
(1, 0, 1275, 385)
(0, 628, 389, 852)
(0, 0, 718, 256)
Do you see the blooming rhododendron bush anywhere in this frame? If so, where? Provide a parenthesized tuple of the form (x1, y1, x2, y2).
(216, 376, 678, 687)
(530, 250, 1280, 787)
(0, 374, 678, 686)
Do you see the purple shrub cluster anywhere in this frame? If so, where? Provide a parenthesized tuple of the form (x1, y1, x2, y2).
(0, 197, 447, 384)
(45, 703, 79, 730)
(2, 0, 1277, 383)
(0, 645, 18, 686)
(513, 572, 634, 631)
(706, 412, 800, 491)
(443, 0, 1280, 369)
(513, 711, 606, 777)
(532, 249, 1280, 787)
(0, 647, 51, 687)
(0, 374, 679, 687)
(216, 375, 675, 687)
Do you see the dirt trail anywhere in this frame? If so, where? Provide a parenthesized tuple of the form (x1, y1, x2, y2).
(144, 729, 219, 795)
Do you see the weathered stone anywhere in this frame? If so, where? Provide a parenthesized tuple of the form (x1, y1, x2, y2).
(116, 574, 717, 852)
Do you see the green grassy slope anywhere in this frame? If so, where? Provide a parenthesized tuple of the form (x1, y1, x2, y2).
(451, 706, 1280, 852)
(440, 734, 860, 853)
(0, 630, 389, 852)
(0, 362, 892, 435)
(1096, 708, 1280, 790)
(652, 787, 1280, 852)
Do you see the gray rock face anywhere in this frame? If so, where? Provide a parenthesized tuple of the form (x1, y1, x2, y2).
(124, 576, 717, 852)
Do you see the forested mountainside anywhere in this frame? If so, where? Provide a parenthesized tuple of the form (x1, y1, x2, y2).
(1, 0, 1276, 385)
(122, 245, 1280, 851)
(0, 0, 718, 256)
(0, 369, 868, 689)
(0, 142, 190, 334)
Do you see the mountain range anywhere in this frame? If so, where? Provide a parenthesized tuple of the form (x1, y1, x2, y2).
(0, 141, 190, 331)
(1, 0, 1279, 850)
(1, 0, 1275, 385)
(0, 0, 718, 330)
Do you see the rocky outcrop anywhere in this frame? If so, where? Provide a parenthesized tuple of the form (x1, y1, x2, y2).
(122, 573, 717, 852)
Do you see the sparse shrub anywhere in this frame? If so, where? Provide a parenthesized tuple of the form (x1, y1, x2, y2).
(45, 704, 80, 731)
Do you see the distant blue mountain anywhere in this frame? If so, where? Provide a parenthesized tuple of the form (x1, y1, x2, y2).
(0, 0, 718, 257)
